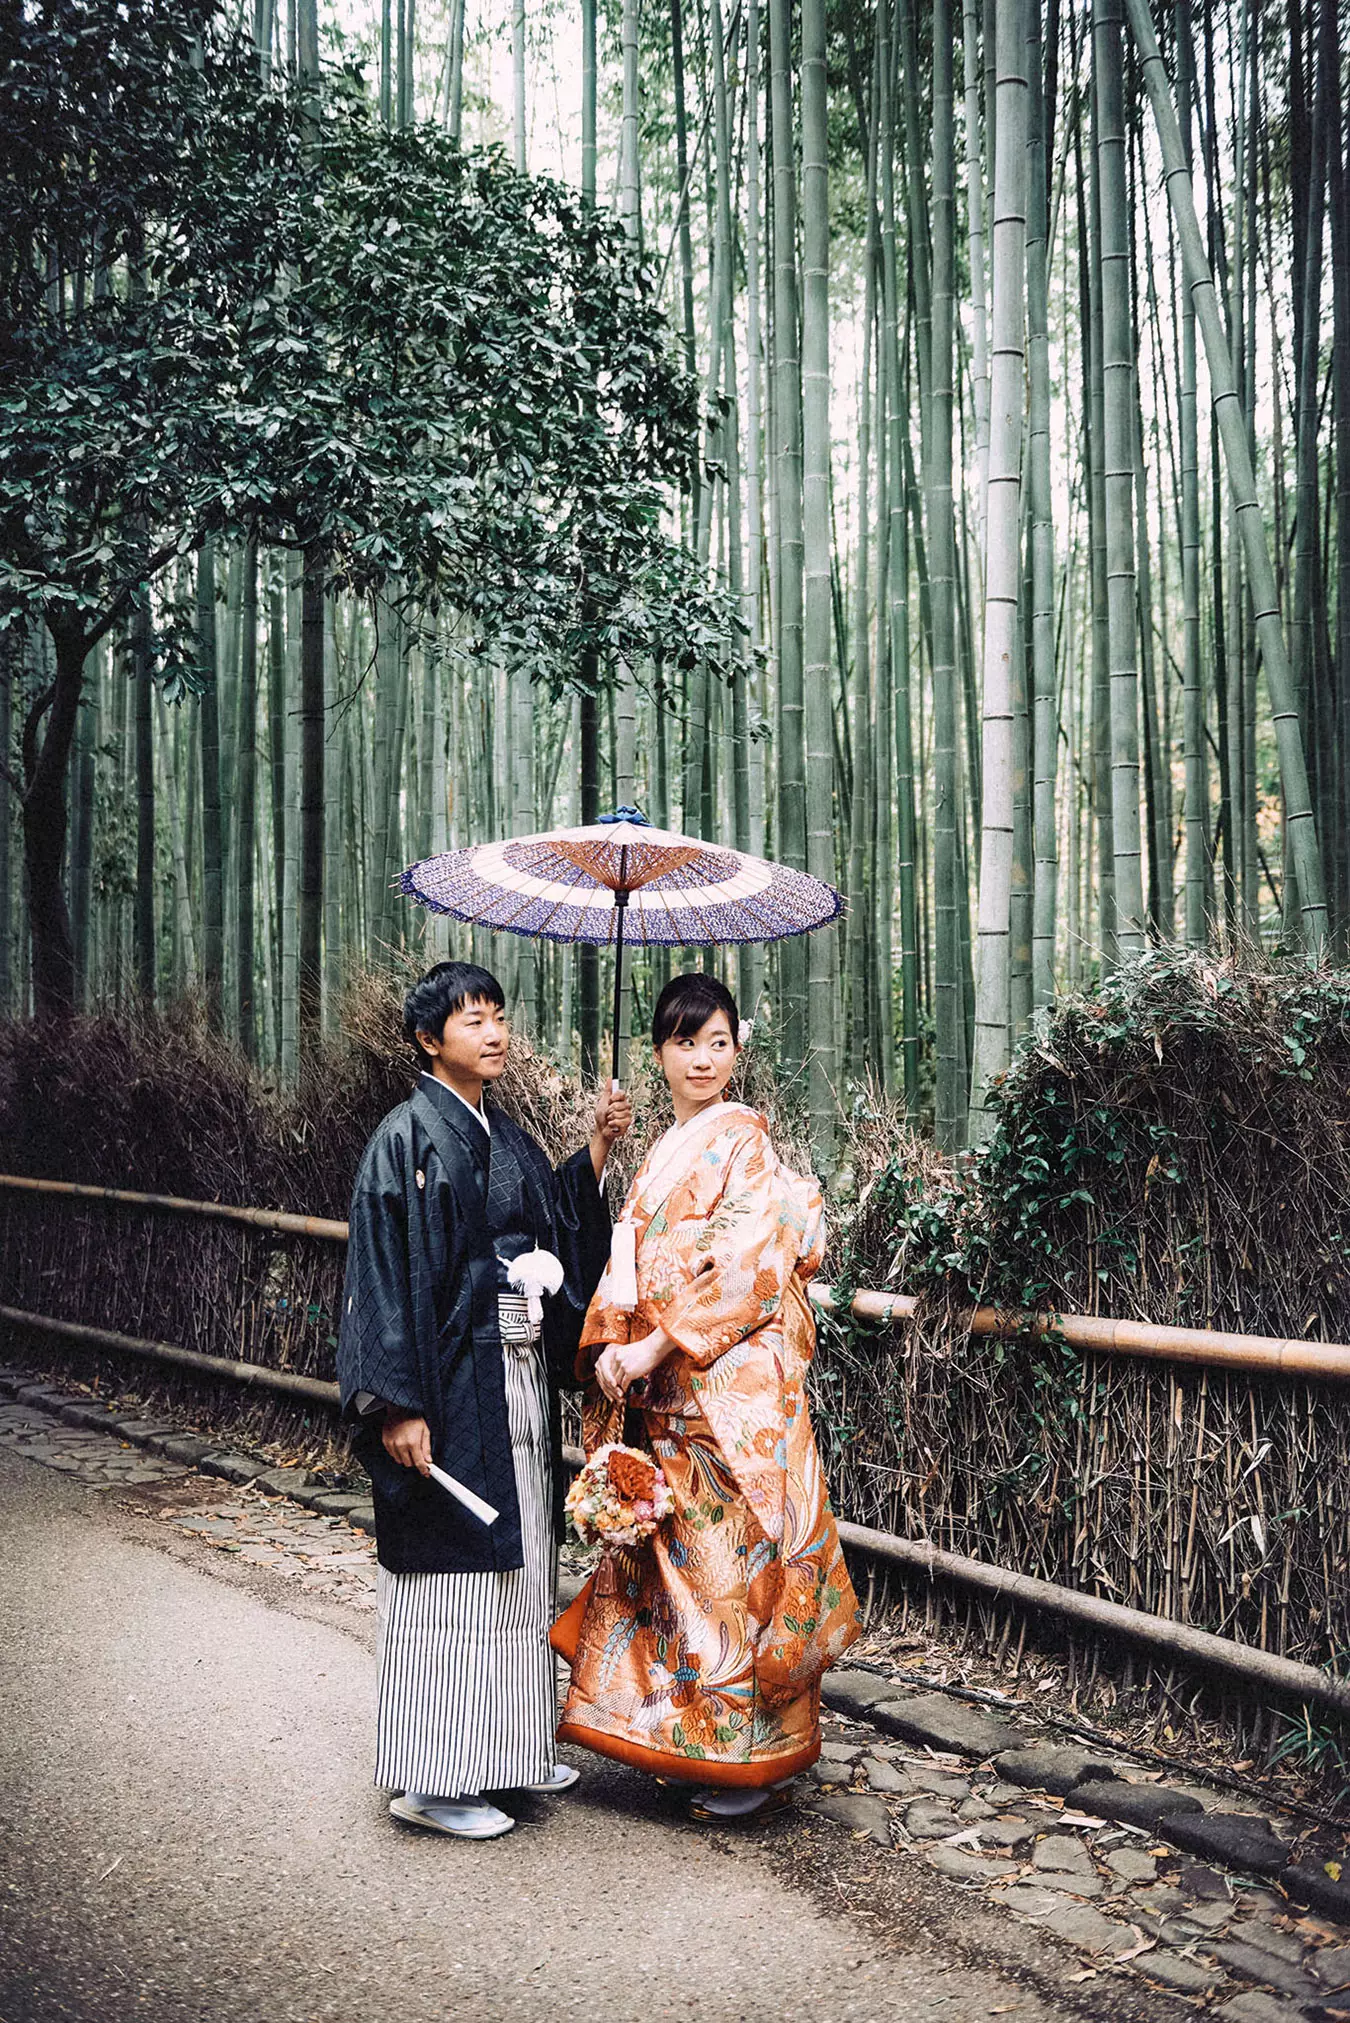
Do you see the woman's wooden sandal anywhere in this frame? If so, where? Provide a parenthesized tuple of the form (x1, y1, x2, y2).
(686, 1786, 795, 1824)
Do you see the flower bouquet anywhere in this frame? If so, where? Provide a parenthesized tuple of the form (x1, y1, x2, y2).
(565, 1442, 674, 1548)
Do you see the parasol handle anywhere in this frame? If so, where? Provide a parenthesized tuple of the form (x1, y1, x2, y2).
(611, 845, 629, 1086)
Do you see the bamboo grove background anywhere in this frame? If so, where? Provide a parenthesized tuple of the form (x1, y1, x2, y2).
(3, 0, 1349, 1167)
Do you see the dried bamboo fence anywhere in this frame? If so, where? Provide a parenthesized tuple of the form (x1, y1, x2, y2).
(2, 1173, 1349, 1696)
(805, 1300, 1350, 1688)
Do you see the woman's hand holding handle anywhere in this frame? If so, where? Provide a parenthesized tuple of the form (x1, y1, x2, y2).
(594, 1329, 674, 1405)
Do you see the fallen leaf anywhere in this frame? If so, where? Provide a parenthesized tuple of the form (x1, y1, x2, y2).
(1325, 1860, 1343, 1881)
(1112, 1927, 1156, 1963)
(1067, 1968, 1098, 1982)
(1293, 1917, 1343, 1942)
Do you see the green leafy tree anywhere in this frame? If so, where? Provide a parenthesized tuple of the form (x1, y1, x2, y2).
(0, 0, 723, 1016)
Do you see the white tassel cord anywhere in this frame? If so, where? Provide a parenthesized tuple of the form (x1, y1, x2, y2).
(607, 1221, 638, 1311)
(505, 1248, 566, 1326)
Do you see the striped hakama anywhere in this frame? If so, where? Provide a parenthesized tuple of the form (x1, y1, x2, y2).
(373, 1293, 558, 1797)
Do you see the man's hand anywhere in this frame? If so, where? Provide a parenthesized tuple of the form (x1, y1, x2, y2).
(382, 1410, 433, 1475)
(590, 1081, 634, 1179)
(594, 1330, 673, 1404)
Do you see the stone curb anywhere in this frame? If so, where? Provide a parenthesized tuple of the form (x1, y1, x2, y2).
(820, 1666, 1350, 1924)
(0, 1364, 365, 1520)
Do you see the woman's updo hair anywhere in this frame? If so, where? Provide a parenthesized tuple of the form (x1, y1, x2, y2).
(652, 971, 740, 1049)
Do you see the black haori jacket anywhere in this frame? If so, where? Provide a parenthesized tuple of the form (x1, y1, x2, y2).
(336, 1081, 610, 1575)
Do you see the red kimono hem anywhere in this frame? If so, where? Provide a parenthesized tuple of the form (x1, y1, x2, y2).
(555, 1720, 822, 1789)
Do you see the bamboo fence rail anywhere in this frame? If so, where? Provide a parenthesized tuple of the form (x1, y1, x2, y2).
(5, 1173, 1348, 1380)
(2, 1171, 1349, 1686)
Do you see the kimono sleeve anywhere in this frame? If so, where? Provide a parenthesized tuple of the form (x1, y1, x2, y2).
(542, 1145, 612, 1388)
(335, 1125, 423, 1418)
(657, 1127, 810, 1368)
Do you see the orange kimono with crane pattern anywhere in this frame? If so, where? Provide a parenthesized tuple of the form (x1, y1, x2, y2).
(556, 1103, 861, 1787)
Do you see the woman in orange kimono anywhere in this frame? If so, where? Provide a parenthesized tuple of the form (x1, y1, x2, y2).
(555, 974, 860, 1820)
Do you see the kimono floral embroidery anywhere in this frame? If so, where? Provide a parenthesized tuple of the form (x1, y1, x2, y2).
(557, 1104, 860, 1788)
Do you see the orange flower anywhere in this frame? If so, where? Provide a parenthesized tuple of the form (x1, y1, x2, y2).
(678, 1697, 721, 1748)
(752, 1265, 781, 1306)
(607, 1447, 656, 1501)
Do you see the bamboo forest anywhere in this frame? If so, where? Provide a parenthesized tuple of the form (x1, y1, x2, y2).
(3, 0, 1349, 1168)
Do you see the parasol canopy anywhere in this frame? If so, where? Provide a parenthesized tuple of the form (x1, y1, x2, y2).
(400, 808, 842, 1082)
(399, 811, 841, 948)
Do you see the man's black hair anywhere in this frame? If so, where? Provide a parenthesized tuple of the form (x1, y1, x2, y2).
(651, 971, 740, 1049)
(404, 961, 506, 1066)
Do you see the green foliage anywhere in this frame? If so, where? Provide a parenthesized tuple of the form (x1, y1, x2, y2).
(854, 947, 1350, 1339)
(0, 0, 729, 686)
(1267, 1709, 1350, 1806)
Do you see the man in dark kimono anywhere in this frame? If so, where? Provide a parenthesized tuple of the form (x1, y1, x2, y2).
(337, 960, 629, 1840)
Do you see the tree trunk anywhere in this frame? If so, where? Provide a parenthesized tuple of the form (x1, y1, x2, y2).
(70, 644, 97, 1007)
(1176, 0, 1206, 947)
(197, 539, 225, 1031)
(235, 537, 258, 1059)
(446, 0, 465, 140)
(742, 0, 767, 1015)
(801, 0, 836, 1166)
(848, 47, 879, 1068)
(132, 591, 155, 1001)
(1330, 0, 1350, 949)
(266, 563, 287, 1054)
(768, 0, 807, 1062)
(298, 543, 325, 1070)
(0, 632, 14, 1016)
(1290, 0, 1329, 946)
(1080, 84, 1116, 966)
(512, 0, 526, 170)
(880, 1, 921, 1116)
(280, 565, 299, 1079)
(1095, 0, 1144, 959)
(670, 0, 700, 540)
(156, 687, 196, 993)
(22, 620, 85, 1019)
(397, 0, 414, 127)
(969, 0, 1027, 1142)
(963, 0, 990, 562)
(1027, 0, 1057, 1006)
(612, 0, 642, 840)
(929, 0, 969, 1145)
